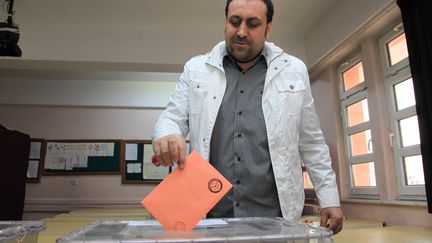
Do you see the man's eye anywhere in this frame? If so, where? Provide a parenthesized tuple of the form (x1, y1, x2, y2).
(230, 20, 241, 27)
(229, 17, 242, 27)
(247, 20, 261, 28)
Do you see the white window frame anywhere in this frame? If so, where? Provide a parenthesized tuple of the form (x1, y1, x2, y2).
(379, 24, 426, 199)
(338, 53, 379, 198)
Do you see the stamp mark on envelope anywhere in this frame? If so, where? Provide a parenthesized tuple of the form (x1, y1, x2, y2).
(208, 178, 223, 193)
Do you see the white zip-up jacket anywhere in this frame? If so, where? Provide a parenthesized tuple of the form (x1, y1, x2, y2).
(153, 41, 340, 220)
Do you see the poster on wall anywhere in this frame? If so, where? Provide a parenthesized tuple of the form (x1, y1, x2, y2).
(142, 144, 169, 180)
(44, 142, 114, 170)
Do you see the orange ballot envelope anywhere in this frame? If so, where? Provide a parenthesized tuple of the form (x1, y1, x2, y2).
(141, 150, 232, 231)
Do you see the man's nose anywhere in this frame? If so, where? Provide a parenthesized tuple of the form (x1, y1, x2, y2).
(237, 22, 247, 38)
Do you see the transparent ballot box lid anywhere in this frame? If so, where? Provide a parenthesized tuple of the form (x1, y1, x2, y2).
(0, 221, 46, 243)
(56, 217, 333, 243)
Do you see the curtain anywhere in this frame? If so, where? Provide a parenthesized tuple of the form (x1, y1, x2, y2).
(397, 0, 432, 213)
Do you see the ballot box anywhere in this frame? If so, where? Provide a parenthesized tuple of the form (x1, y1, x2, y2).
(0, 221, 46, 243)
(56, 217, 333, 243)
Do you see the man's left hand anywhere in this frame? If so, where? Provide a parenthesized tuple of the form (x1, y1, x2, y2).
(320, 207, 344, 234)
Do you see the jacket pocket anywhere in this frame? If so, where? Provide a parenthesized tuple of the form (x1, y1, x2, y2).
(189, 76, 209, 115)
(274, 72, 306, 115)
(276, 72, 306, 93)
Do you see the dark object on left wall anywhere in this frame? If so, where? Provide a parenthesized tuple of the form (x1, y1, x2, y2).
(0, 125, 30, 220)
(0, 0, 22, 57)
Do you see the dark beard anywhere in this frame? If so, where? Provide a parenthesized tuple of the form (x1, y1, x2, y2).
(227, 48, 263, 63)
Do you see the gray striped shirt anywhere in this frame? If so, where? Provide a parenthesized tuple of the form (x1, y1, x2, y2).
(207, 52, 282, 218)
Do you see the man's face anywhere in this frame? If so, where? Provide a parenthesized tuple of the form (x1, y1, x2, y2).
(225, 0, 272, 63)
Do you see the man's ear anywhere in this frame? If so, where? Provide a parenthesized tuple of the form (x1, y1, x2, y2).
(265, 22, 273, 38)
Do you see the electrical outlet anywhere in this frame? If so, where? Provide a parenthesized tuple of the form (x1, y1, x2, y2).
(71, 179, 78, 186)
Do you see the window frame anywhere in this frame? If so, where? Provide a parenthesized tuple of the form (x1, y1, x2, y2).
(379, 23, 426, 199)
(379, 23, 410, 78)
(338, 55, 367, 101)
(338, 53, 379, 198)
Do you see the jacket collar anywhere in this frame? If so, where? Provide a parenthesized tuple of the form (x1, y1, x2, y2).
(206, 41, 286, 71)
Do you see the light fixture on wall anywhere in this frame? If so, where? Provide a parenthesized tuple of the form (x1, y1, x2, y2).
(0, 0, 22, 57)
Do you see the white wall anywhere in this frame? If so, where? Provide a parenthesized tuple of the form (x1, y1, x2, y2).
(0, 59, 178, 212)
(309, 69, 340, 175)
(0, 105, 164, 212)
(0, 71, 178, 108)
(305, 0, 393, 67)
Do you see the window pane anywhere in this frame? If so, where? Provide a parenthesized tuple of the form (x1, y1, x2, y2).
(342, 62, 365, 92)
(387, 33, 409, 66)
(347, 99, 369, 127)
(399, 116, 420, 147)
(352, 162, 376, 187)
(394, 78, 416, 111)
(303, 171, 313, 189)
(350, 129, 373, 156)
(404, 155, 425, 186)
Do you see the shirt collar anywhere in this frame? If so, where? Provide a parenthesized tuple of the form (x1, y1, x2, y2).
(224, 47, 267, 71)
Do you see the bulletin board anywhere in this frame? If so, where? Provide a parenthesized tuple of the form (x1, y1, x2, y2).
(42, 140, 121, 175)
(26, 138, 45, 183)
(121, 140, 171, 184)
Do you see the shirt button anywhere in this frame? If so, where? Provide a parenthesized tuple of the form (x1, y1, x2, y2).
(213, 96, 216, 99)
(241, 71, 245, 75)
(237, 133, 242, 138)
(275, 67, 278, 70)
(240, 90, 244, 94)
(290, 85, 294, 90)
(236, 180, 240, 184)
(237, 157, 241, 161)
(235, 202, 240, 207)
(238, 111, 242, 115)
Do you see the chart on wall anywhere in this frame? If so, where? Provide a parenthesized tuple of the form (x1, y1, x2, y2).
(122, 140, 171, 184)
(43, 140, 120, 175)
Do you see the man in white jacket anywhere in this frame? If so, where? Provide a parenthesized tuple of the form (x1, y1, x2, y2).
(152, 0, 343, 234)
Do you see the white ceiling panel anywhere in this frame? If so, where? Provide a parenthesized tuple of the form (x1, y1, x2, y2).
(13, 0, 338, 36)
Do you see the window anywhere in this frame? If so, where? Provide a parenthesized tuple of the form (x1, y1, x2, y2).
(379, 24, 425, 199)
(342, 62, 365, 92)
(387, 33, 409, 66)
(302, 163, 314, 189)
(352, 162, 376, 187)
(346, 99, 369, 127)
(338, 54, 378, 197)
(334, 22, 425, 201)
(303, 171, 313, 189)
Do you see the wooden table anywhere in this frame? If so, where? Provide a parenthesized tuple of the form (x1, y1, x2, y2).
(335, 225, 432, 243)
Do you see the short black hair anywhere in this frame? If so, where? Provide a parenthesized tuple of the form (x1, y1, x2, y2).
(225, 0, 274, 23)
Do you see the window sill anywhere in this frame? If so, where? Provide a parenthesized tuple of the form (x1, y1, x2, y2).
(341, 198, 427, 207)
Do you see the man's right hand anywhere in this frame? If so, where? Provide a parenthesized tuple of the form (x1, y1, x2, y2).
(153, 134, 187, 169)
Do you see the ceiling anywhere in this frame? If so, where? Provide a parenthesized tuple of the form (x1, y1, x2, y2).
(12, 0, 338, 37)
(0, 0, 340, 76)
